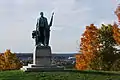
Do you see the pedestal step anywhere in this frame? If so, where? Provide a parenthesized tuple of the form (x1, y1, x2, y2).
(27, 67, 64, 72)
(30, 64, 58, 67)
(21, 64, 64, 72)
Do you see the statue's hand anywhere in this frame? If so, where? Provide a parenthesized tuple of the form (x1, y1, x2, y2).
(52, 12, 54, 16)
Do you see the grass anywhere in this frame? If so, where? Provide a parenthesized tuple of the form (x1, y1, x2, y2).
(0, 70, 120, 80)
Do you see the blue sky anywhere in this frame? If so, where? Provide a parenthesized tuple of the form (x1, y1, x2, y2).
(0, 0, 119, 53)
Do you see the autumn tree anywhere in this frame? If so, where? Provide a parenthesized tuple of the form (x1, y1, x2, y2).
(113, 23, 120, 44)
(86, 24, 120, 71)
(93, 24, 118, 70)
(76, 24, 99, 70)
(76, 23, 120, 71)
(113, 4, 120, 44)
(76, 4, 120, 71)
(0, 49, 22, 70)
(90, 4, 120, 71)
(115, 4, 120, 24)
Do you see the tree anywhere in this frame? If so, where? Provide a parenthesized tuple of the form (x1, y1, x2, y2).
(0, 49, 23, 70)
(76, 24, 99, 70)
(89, 24, 120, 71)
(96, 24, 117, 70)
(115, 4, 120, 24)
(76, 23, 120, 71)
(113, 23, 120, 44)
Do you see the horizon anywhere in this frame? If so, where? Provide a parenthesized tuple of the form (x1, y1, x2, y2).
(0, 52, 78, 54)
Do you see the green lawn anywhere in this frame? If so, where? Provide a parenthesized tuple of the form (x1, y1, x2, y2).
(0, 70, 120, 80)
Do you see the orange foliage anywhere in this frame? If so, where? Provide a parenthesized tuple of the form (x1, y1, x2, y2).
(0, 49, 22, 70)
(76, 24, 99, 70)
(75, 54, 87, 70)
(113, 23, 120, 44)
(113, 4, 120, 44)
(115, 4, 120, 23)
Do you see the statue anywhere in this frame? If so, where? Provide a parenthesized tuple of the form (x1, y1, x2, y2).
(32, 12, 54, 46)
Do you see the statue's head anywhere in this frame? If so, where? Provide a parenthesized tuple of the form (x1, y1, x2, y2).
(40, 12, 44, 17)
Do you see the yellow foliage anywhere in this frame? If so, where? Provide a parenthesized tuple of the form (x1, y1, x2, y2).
(0, 49, 23, 70)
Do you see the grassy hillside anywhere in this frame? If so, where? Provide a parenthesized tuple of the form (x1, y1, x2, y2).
(0, 70, 120, 80)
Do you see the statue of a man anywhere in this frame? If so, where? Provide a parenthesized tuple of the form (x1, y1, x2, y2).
(36, 12, 48, 46)
(32, 12, 54, 46)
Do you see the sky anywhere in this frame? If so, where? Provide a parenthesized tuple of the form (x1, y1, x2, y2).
(0, 0, 119, 53)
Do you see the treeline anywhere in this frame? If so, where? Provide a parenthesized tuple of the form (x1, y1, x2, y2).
(76, 23, 120, 71)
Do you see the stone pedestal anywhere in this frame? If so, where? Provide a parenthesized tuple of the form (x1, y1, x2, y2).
(21, 46, 64, 72)
(33, 46, 51, 66)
